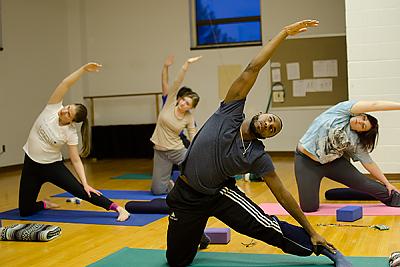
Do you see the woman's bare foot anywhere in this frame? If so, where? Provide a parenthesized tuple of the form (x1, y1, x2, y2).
(43, 198, 60, 209)
(116, 206, 130, 221)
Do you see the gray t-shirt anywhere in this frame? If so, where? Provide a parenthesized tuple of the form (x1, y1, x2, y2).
(182, 99, 275, 195)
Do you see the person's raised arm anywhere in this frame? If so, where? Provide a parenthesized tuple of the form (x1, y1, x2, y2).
(162, 55, 174, 96)
(263, 171, 335, 253)
(224, 19, 319, 103)
(48, 62, 102, 104)
(165, 56, 202, 107)
(351, 101, 400, 114)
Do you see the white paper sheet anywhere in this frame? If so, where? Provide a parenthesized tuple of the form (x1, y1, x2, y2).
(293, 80, 306, 97)
(286, 62, 300, 80)
(271, 68, 281, 82)
(271, 62, 281, 68)
(313, 60, 338, 77)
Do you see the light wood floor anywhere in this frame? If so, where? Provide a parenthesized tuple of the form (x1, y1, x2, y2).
(0, 156, 399, 266)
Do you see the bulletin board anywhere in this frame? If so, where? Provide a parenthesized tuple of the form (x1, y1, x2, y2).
(270, 36, 348, 108)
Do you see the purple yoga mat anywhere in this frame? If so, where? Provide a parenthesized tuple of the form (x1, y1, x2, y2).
(259, 203, 400, 216)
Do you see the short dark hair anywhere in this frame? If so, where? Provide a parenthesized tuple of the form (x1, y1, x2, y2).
(177, 86, 193, 100)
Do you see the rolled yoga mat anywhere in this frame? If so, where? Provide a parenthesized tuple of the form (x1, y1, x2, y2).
(125, 198, 170, 214)
(325, 188, 377, 200)
(52, 190, 167, 200)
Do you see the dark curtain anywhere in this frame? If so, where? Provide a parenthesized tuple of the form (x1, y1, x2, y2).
(90, 124, 156, 159)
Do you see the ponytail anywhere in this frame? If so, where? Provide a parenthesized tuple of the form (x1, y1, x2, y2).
(73, 103, 91, 158)
(80, 117, 90, 157)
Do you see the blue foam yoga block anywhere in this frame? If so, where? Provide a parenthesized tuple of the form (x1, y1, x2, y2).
(204, 228, 231, 244)
(336, 205, 363, 222)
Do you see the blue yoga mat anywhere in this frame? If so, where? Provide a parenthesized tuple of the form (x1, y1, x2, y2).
(52, 190, 167, 200)
(0, 209, 166, 226)
(88, 247, 388, 267)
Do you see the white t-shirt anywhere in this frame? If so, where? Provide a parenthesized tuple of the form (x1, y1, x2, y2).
(23, 102, 79, 164)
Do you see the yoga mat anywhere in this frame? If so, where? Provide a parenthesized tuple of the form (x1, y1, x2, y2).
(260, 203, 400, 216)
(87, 247, 387, 267)
(53, 190, 167, 200)
(0, 209, 166, 226)
(111, 173, 152, 180)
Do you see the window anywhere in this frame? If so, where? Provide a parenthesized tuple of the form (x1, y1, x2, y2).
(191, 0, 262, 49)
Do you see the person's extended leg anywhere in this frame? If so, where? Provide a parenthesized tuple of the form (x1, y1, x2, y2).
(294, 151, 325, 212)
(166, 178, 209, 267)
(18, 155, 46, 216)
(152, 149, 174, 195)
(215, 183, 352, 266)
(325, 158, 394, 205)
(215, 183, 313, 256)
(45, 161, 129, 221)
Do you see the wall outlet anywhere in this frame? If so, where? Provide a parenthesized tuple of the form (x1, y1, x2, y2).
(272, 91, 285, 103)
(1, 145, 5, 153)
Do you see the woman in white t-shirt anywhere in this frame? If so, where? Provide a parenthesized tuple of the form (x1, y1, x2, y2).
(19, 63, 130, 221)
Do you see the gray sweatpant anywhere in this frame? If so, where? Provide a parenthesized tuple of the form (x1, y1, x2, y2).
(151, 148, 187, 195)
(294, 150, 393, 212)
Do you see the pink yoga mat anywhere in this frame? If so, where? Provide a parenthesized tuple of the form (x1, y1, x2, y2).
(259, 203, 400, 216)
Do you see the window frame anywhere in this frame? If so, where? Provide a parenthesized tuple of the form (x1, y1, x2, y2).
(190, 0, 262, 50)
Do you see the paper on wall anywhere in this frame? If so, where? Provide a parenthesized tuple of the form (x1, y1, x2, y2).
(271, 62, 281, 68)
(271, 68, 281, 82)
(313, 60, 338, 77)
(293, 80, 306, 97)
(286, 62, 300, 80)
(292, 78, 333, 97)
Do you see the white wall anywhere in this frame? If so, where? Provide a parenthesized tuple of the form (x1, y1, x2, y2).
(0, 0, 345, 167)
(0, 0, 70, 166)
(81, 0, 346, 149)
(346, 0, 400, 173)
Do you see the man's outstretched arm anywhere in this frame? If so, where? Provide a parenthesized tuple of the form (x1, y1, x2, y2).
(263, 170, 335, 253)
(224, 19, 319, 103)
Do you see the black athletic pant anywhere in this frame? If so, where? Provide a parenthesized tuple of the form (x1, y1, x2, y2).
(166, 178, 314, 267)
(294, 150, 393, 212)
(18, 154, 113, 217)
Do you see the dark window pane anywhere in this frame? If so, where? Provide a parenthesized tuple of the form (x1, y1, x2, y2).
(196, 0, 260, 20)
(197, 21, 261, 45)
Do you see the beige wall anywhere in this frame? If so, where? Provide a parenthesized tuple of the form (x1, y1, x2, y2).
(0, 0, 346, 167)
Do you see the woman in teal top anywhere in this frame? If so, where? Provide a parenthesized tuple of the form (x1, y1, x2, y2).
(296, 100, 400, 212)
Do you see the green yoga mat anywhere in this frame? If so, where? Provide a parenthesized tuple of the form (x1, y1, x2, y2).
(88, 247, 387, 267)
(111, 173, 153, 180)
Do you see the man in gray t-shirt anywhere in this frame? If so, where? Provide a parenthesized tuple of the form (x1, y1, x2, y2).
(166, 20, 351, 267)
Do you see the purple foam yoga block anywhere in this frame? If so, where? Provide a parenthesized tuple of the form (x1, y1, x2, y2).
(204, 228, 230, 244)
(336, 205, 363, 222)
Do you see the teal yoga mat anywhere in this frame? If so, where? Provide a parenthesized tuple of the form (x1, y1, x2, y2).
(111, 173, 153, 180)
(112, 173, 243, 180)
(88, 247, 387, 267)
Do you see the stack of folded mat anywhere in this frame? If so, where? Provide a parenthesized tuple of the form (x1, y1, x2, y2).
(0, 223, 61, 241)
